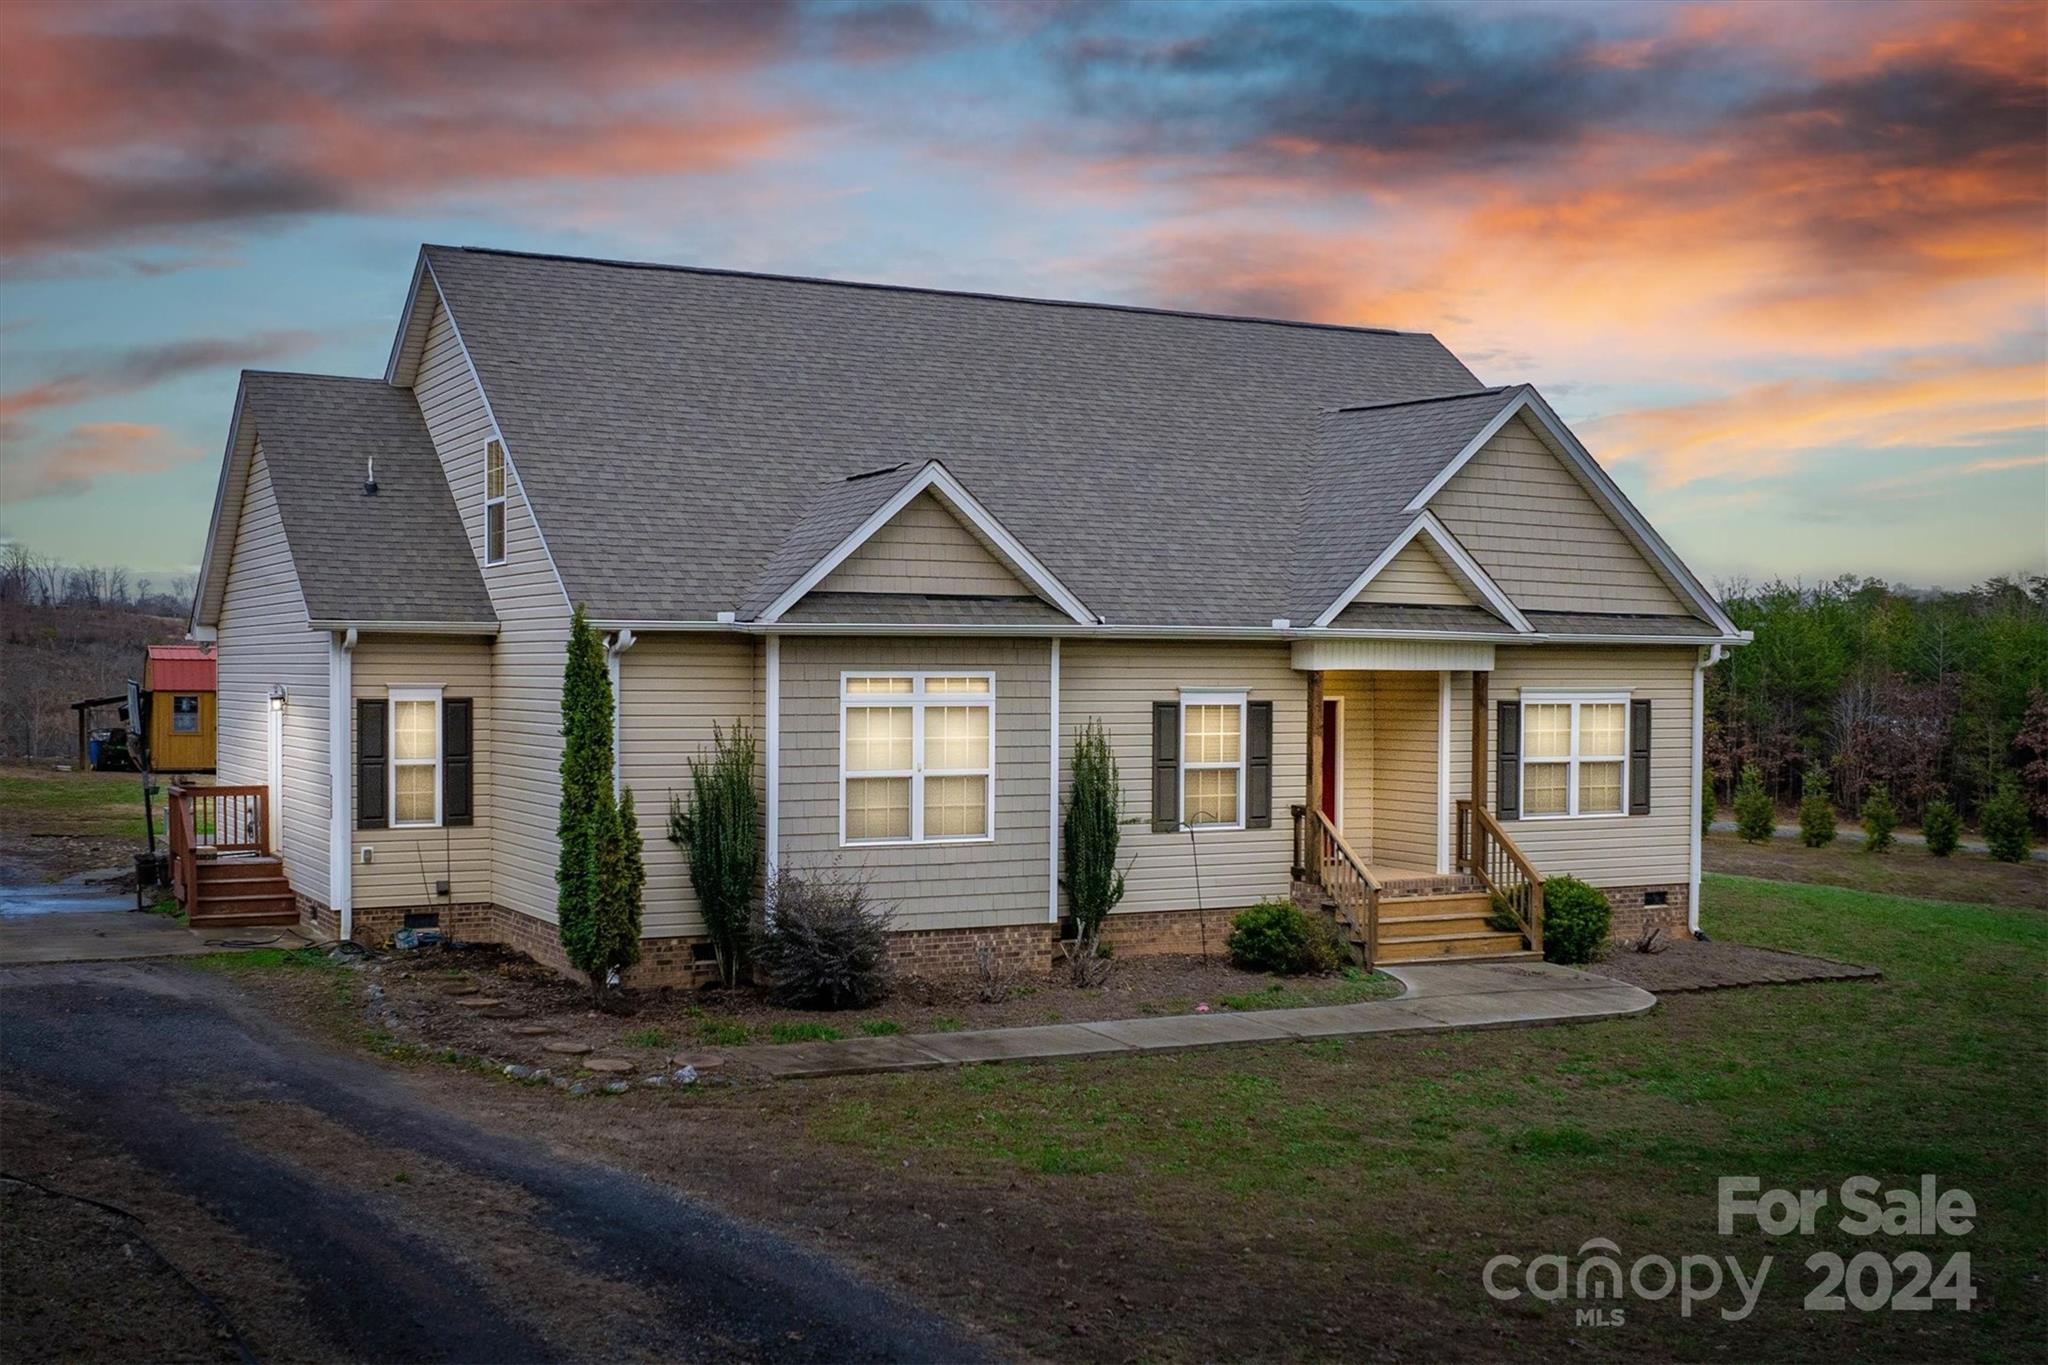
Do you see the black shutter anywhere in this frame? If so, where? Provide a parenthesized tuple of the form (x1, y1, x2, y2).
(357, 698, 387, 829)
(1629, 699, 1652, 816)
(1496, 700, 1520, 819)
(1246, 700, 1273, 829)
(1151, 701, 1179, 833)
(444, 698, 474, 827)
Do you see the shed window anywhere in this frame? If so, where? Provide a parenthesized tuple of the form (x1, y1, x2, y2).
(840, 673, 993, 844)
(1521, 695, 1628, 818)
(1181, 692, 1246, 830)
(484, 439, 506, 565)
(171, 695, 200, 733)
(389, 688, 443, 827)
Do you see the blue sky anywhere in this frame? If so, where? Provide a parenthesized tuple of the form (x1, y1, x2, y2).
(2, 0, 2043, 590)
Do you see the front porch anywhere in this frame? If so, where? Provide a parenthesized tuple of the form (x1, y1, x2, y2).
(1289, 652, 1545, 967)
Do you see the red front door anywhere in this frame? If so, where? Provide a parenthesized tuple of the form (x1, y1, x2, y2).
(1320, 699, 1340, 821)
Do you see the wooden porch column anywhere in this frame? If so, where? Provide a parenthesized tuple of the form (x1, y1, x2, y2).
(1471, 670, 1490, 812)
(1305, 670, 1326, 835)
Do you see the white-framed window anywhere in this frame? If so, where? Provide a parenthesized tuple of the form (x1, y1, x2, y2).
(171, 695, 201, 733)
(840, 672, 994, 845)
(484, 439, 507, 565)
(1520, 693, 1629, 819)
(1181, 690, 1247, 830)
(389, 687, 443, 827)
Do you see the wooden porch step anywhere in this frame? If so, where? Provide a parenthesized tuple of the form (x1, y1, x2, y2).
(1379, 875, 1485, 900)
(1378, 910, 1499, 940)
(196, 856, 287, 881)
(188, 890, 298, 927)
(188, 910, 301, 930)
(1375, 930, 1529, 963)
(1379, 890, 1493, 915)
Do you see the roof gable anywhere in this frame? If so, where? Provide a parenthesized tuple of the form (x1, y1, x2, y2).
(1313, 512, 1530, 631)
(818, 491, 1033, 598)
(1354, 538, 1479, 609)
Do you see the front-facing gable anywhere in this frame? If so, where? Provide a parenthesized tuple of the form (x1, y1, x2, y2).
(818, 491, 1032, 598)
(1354, 537, 1480, 609)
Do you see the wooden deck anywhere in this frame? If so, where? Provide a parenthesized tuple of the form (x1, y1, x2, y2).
(169, 785, 299, 929)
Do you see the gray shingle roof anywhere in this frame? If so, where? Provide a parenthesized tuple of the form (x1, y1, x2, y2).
(421, 245, 1484, 626)
(777, 593, 1071, 625)
(742, 464, 919, 617)
(242, 372, 495, 626)
(1327, 603, 1521, 634)
(1522, 612, 1720, 638)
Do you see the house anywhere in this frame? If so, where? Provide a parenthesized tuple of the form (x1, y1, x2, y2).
(182, 245, 1746, 979)
(143, 643, 216, 774)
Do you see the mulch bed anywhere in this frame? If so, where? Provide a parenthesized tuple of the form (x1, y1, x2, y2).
(360, 943, 1374, 1081)
(1590, 935, 1880, 993)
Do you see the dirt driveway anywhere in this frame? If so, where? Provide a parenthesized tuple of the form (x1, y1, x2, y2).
(0, 962, 986, 1363)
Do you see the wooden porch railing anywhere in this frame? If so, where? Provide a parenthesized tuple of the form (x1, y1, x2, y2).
(1292, 803, 1383, 966)
(1454, 799, 1544, 957)
(168, 784, 268, 909)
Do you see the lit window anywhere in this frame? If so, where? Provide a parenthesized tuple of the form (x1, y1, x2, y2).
(171, 695, 200, 734)
(1521, 696, 1628, 819)
(484, 439, 507, 565)
(389, 689, 442, 826)
(1181, 693, 1246, 830)
(840, 673, 993, 844)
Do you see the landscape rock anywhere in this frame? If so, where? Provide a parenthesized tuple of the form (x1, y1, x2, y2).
(603, 1081, 631, 1094)
(672, 1065, 699, 1086)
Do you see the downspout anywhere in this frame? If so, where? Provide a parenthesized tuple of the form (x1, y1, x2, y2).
(605, 629, 637, 799)
(1048, 638, 1061, 923)
(1688, 643, 1724, 937)
(328, 628, 357, 942)
(764, 634, 781, 881)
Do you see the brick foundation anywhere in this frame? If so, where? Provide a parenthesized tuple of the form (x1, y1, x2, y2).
(1601, 883, 1691, 944)
(1098, 905, 1243, 959)
(887, 922, 1058, 976)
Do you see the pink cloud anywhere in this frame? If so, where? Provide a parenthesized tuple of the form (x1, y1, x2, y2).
(2, 422, 200, 501)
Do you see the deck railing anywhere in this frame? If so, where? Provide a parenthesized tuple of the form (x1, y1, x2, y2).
(1292, 803, 1382, 965)
(168, 784, 268, 909)
(1453, 798, 1544, 957)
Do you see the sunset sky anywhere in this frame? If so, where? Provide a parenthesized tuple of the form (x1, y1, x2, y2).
(2, 0, 2043, 591)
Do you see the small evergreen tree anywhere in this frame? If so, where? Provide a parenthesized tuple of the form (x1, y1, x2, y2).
(1923, 796, 1961, 857)
(668, 723, 759, 987)
(594, 787, 646, 980)
(1981, 779, 2033, 863)
(1060, 718, 1127, 982)
(1798, 769, 1837, 848)
(556, 606, 612, 987)
(1734, 764, 1774, 843)
(1860, 784, 1897, 854)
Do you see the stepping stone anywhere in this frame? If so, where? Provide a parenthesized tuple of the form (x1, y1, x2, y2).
(582, 1057, 633, 1074)
(452, 997, 505, 1009)
(509, 1024, 554, 1036)
(543, 1040, 593, 1056)
(441, 982, 480, 997)
(670, 1052, 725, 1071)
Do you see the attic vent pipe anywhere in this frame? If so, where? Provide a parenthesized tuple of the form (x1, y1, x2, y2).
(363, 457, 378, 496)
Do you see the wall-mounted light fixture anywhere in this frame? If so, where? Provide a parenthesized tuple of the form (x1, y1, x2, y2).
(269, 684, 288, 711)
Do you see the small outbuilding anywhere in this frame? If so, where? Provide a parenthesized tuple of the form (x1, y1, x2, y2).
(144, 643, 216, 774)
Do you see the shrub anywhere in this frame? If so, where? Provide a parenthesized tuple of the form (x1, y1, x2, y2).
(1860, 784, 1897, 854)
(1226, 900, 1339, 975)
(1540, 875, 1611, 966)
(1060, 717, 1127, 982)
(1798, 769, 1836, 848)
(1923, 797, 1961, 857)
(1734, 765, 1775, 843)
(667, 723, 760, 988)
(754, 869, 894, 1009)
(1981, 779, 2033, 863)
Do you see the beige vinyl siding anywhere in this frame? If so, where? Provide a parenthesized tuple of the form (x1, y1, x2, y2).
(1431, 416, 1686, 614)
(413, 295, 571, 922)
(1323, 673, 1375, 855)
(349, 636, 494, 909)
(1356, 540, 1473, 607)
(213, 441, 330, 905)
(1369, 671, 1439, 873)
(1060, 641, 1305, 916)
(778, 637, 1050, 930)
(618, 633, 760, 938)
(817, 493, 1031, 597)
(1482, 646, 1697, 887)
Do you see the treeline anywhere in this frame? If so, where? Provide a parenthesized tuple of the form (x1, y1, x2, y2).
(1, 544, 194, 616)
(1706, 574, 2048, 826)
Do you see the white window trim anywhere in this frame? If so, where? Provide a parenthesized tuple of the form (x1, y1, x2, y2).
(1519, 690, 1630, 821)
(1180, 688, 1248, 832)
(388, 686, 444, 829)
(483, 439, 507, 566)
(838, 671, 996, 847)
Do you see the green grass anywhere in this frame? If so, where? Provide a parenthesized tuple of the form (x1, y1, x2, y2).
(770, 1021, 843, 1044)
(792, 874, 2046, 1360)
(619, 1026, 670, 1049)
(1215, 970, 1402, 1013)
(0, 765, 150, 839)
(694, 1016, 749, 1047)
(858, 1020, 904, 1036)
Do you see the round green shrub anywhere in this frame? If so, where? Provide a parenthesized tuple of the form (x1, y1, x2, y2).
(1923, 797, 1961, 857)
(1540, 876, 1612, 966)
(1981, 780, 2033, 863)
(1227, 900, 1339, 975)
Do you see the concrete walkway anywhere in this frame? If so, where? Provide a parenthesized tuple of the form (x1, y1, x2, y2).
(748, 960, 1656, 1079)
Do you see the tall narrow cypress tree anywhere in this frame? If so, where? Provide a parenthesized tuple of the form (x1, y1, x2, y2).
(557, 605, 612, 986)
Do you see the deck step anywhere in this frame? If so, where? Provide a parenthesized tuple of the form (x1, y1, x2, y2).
(1379, 891, 1494, 916)
(188, 910, 301, 929)
(1377, 912, 1499, 940)
(196, 857, 287, 882)
(1374, 930, 1529, 963)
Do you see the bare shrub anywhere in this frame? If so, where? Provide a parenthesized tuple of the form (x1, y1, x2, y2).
(1632, 924, 1667, 955)
(755, 869, 894, 1009)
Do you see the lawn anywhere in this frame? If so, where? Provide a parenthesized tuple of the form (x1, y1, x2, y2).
(727, 874, 2044, 1361)
(0, 762, 155, 880)
(1704, 827, 2047, 910)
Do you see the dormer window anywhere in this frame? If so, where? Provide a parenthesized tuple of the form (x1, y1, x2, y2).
(484, 439, 506, 564)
